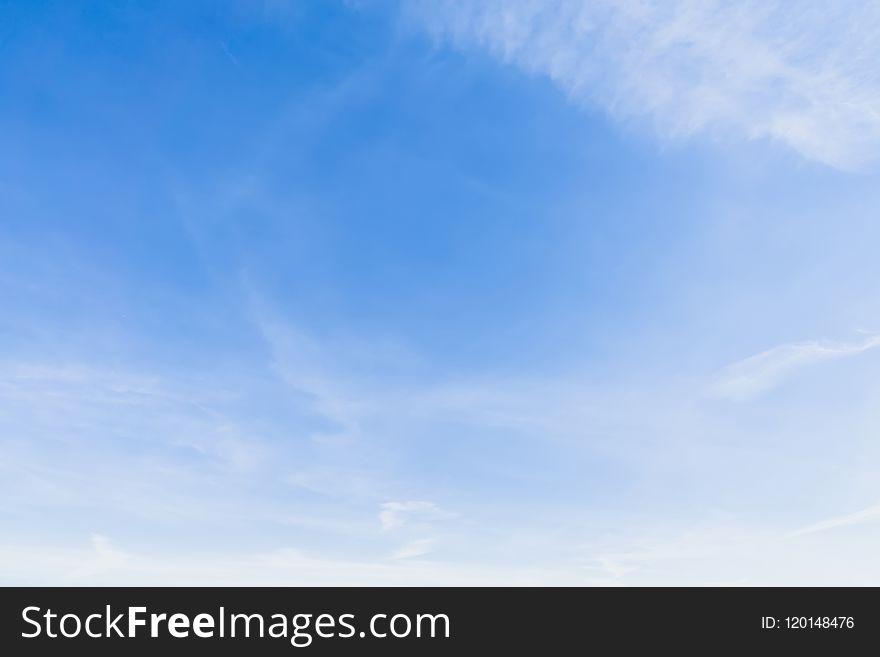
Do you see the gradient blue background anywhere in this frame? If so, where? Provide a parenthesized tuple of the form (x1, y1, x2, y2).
(2, 0, 879, 584)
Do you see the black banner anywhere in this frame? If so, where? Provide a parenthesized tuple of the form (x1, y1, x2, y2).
(1, 587, 876, 653)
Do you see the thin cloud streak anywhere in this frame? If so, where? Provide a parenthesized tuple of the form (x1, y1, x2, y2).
(788, 502, 880, 538)
(709, 334, 880, 401)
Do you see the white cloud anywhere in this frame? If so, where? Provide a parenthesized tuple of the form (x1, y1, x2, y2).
(594, 556, 637, 579)
(408, 0, 880, 169)
(246, 296, 421, 442)
(379, 501, 442, 531)
(7, 312, 879, 585)
(70, 534, 129, 579)
(6, 505, 880, 585)
(0, 362, 268, 473)
(391, 538, 435, 560)
(709, 334, 880, 401)
(584, 502, 880, 585)
(789, 501, 880, 537)
(0, 537, 595, 586)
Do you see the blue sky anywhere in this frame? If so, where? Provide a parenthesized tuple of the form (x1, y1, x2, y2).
(2, 0, 880, 584)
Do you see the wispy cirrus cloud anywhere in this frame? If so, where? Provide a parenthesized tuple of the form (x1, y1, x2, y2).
(391, 538, 435, 560)
(7, 495, 880, 585)
(408, 0, 880, 169)
(69, 534, 129, 579)
(709, 334, 880, 401)
(788, 501, 880, 538)
(379, 501, 444, 531)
